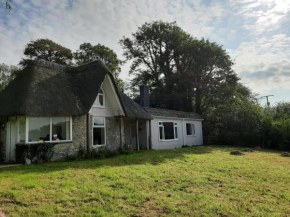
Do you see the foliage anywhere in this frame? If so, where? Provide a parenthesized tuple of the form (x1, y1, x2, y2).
(120, 21, 238, 113)
(15, 143, 55, 164)
(0, 63, 20, 92)
(20, 39, 73, 67)
(91, 147, 120, 159)
(205, 94, 263, 147)
(74, 43, 124, 90)
(259, 102, 290, 150)
(0, 146, 289, 216)
(118, 145, 133, 155)
(0, 141, 4, 162)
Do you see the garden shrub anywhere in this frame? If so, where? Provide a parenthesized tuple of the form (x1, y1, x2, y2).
(15, 143, 55, 164)
(91, 147, 119, 159)
(118, 145, 133, 155)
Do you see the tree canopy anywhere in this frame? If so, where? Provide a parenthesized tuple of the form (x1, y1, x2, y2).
(74, 42, 124, 90)
(0, 63, 19, 92)
(20, 39, 73, 67)
(120, 21, 239, 114)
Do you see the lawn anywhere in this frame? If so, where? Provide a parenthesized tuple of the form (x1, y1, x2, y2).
(0, 146, 289, 216)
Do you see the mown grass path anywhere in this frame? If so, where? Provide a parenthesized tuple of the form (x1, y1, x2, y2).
(0, 146, 289, 216)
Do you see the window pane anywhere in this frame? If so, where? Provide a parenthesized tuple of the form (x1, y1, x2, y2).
(186, 123, 192, 135)
(19, 117, 26, 143)
(28, 117, 50, 142)
(163, 122, 174, 140)
(175, 126, 178, 139)
(99, 88, 103, 94)
(52, 117, 70, 141)
(159, 126, 163, 140)
(93, 128, 105, 145)
(94, 118, 104, 126)
(99, 94, 104, 106)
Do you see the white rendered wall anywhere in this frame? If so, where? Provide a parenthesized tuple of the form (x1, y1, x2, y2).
(150, 117, 203, 150)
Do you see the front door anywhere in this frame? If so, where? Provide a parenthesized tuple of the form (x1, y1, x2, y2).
(130, 124, 137, 150)
(6, 122, 17, 162)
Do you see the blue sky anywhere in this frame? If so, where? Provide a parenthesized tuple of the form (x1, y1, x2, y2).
(0, 0, 289, 106)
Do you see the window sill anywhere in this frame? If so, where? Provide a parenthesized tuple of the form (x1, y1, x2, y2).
(21, 140, 73, 144)
(92, 144, 106, 148)
(159, 139, 179, 142)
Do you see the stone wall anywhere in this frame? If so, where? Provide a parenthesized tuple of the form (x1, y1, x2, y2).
(52, 115, 87, 161)
(0, 118, 7, 163)
(90, 116, 124, 152)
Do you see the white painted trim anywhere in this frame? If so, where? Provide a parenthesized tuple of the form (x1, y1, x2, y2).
(26, 116, 73, 143)
(92, 87, 106, 108)
(25, 117, 29, 143)
(70, 117, 73, 141)
(92, 117, 106, 147)
(185, 122, 196, 136)
(158, 121, 179, 142)
(49, 118, 52, 142)
(107, 74, 125, 116)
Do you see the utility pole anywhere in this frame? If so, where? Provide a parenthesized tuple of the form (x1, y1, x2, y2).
(260, 95, 274, 107)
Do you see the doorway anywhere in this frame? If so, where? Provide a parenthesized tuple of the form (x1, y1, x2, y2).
(130, 124, 137, 150)
(6, 121, 17, 162)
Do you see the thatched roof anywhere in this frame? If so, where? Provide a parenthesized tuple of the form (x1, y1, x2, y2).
(0, 60, 126, 116)
(120, 93, 152, 120)
(144, 107, 203, 120)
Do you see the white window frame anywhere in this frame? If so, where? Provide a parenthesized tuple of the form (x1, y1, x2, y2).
(93, 87, 105, 108)
(186, 123, 196, 136)
(92, 117, 106, 147)
(25, 116, 73, 144)
(158, 121, 179, 141)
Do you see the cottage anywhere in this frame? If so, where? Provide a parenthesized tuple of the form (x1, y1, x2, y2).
(0, 60, 203, 162)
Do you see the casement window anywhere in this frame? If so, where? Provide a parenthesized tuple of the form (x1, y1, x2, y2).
(24, 117, 72, 143)
(186, 123, 195, 136)
(93, 117, 106, 146)
(159, 121, 178, 140)
(93, 87, 105, 108)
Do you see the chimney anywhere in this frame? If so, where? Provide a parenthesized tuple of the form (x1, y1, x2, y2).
(139, 85, 149, 107)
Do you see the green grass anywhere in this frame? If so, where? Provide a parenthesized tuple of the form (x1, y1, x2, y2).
(0, 145, 289, 216)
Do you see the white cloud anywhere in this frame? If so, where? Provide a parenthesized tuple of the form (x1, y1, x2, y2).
(0, 0, 289, 102)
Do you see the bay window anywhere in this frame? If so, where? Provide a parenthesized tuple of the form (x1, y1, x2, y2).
(93, 117, 106, 146)
(159, 121, 178, 140)
(17, 117, 72, 143)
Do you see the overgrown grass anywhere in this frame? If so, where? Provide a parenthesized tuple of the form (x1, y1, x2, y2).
(0, 145, 289, 216)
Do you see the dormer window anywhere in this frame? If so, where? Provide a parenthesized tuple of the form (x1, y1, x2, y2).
(93, 87, 105, 108)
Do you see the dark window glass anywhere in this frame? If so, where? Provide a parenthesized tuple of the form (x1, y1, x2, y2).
(163, 122, 174, 140)
(159, 126, 163, 140)
(93, 128, 105, 145)
(175, 126, 178, 139)
(186, 123, 192, 135)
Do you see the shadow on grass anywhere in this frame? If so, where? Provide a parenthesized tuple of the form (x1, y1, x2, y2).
(0, 146, 217, 175)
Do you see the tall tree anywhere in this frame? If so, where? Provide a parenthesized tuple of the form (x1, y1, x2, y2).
(20, 39, 73, 66)
(74, 43, 124, 90)
(0, 63, 19, 92)
(120, 21, 193, 110)
(120, 21, 238, 114)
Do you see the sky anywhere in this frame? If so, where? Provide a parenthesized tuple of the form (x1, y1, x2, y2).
(0, 0, 289, 106)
